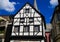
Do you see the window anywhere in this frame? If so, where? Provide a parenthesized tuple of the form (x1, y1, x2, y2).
(34, 25, 40, 32)
(24, 8, 30, 13)
(24, 25, 29, 32)
(20, 18, 25, 23)
(29, 17, 34, 23)
(14, 26, 19, 33)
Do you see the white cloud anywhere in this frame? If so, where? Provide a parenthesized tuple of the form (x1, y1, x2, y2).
(50, 0, 58, 7)
(0, 0, 16, 12)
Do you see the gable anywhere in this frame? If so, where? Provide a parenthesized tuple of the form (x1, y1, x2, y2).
(4, 3, 46, 42)
(14, 3, 42, 18)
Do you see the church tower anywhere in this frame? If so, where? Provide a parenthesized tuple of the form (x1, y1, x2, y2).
(51, 0, 60, 42)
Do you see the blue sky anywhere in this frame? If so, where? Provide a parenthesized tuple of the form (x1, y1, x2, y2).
(0, 0, 59, 23)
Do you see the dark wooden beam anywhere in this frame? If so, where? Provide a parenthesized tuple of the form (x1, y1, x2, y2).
(10, 36, 45, 40)
(4, 24, 12, 42)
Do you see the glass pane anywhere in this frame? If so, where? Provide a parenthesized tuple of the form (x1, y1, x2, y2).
(24, 26, 29, 32)
(34, 25, 40, 32)
(14, 26, 19, 33)
(24, 8, 30, 13)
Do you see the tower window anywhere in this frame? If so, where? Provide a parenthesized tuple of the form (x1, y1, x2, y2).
(34, 25, 40, 32)
(20, 18, 25, 23)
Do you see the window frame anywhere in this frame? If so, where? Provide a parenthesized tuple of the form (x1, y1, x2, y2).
(23, 25, 29, 32)
(34, 25, 40, 32)
(24, 8, 30, 13)
(14, 25, 20, 33)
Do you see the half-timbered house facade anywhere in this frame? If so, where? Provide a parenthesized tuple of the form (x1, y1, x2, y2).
(4, 0, 46, 42)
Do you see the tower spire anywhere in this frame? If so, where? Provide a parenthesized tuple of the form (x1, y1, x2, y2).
(34, 0, 38, 11)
